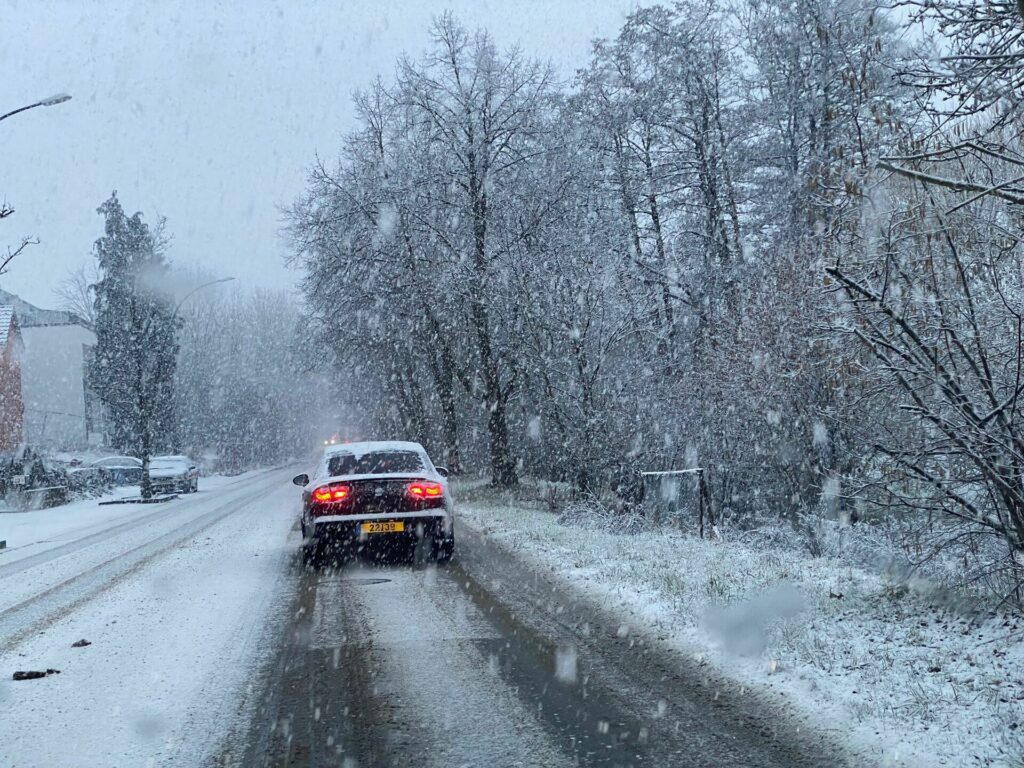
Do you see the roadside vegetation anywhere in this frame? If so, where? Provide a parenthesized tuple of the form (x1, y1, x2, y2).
(289, 1, 1024, 610)
(457, 481, 1024, 767)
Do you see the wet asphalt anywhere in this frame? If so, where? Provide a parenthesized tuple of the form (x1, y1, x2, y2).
(217, 529, 854, 768)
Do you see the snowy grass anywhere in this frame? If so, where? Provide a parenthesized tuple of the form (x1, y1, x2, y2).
(456, 481, 1024, 768)
(556, 494, 648, 535)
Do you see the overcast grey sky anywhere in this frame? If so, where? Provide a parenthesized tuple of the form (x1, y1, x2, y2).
(2, 0, 637, 307)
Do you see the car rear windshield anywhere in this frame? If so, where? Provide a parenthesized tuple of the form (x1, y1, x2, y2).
(98, 458, 140, 467)
(327, 450, 425, 476)
(151, 459, 184, 469)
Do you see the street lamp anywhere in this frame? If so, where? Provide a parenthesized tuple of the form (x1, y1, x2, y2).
(172, 276, 236, 317)
(0, 93, 72, 123)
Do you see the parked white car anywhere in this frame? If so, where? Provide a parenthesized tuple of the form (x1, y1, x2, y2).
(148, 455, 199, 494)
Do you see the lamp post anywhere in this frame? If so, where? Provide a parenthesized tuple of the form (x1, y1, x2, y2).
(0, 93, 72, 275)
(172, 276, 236, 318)
(0, 94, 72, 123)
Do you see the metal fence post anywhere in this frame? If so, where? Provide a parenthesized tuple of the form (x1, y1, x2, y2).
(641, 467, 706, 536)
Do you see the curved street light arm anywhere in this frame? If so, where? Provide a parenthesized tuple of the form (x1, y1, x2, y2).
(0, 94, 72, 123)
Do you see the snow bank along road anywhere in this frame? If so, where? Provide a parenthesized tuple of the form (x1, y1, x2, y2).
(2, 472, 852, 767)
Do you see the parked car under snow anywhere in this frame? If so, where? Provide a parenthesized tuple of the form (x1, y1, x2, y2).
(147, 455, 199, 495)
(88, 455, 143, 486)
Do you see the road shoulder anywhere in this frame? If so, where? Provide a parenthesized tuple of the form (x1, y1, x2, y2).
(456, 493, 1023, 768)
(454, 514, 860, 768)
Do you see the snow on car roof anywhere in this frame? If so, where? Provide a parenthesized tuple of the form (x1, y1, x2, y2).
(151, 456, 190, 465)
(322, 440, 426, 458)
(92, 456, 142, 465)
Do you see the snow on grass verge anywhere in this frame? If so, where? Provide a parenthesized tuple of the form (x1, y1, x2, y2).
(456, 483, 1024, 768)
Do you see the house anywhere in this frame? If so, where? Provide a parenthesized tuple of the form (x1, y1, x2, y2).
(0, 290, 103, 450)
(0, 306, 24, 451)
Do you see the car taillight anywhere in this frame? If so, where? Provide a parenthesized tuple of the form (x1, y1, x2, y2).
(406, 480, 443, 499)
(312, 483, 351, 503)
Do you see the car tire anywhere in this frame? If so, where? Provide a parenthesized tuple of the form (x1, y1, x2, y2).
(433, 535, 454, 565)
(302, 539, 321, 568)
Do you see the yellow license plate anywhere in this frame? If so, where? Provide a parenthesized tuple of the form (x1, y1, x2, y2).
(360, 521, 404, 534)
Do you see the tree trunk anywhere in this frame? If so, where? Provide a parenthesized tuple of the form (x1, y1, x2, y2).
(437, 347, 461, 475)
(468, 148, 518, 488)
(469, 289, 517, 487)
(139, 407, 153, 499)
(640, 139, 677, 370)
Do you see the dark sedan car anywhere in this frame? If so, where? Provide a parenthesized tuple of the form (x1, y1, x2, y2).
(294, 440, 454, 565)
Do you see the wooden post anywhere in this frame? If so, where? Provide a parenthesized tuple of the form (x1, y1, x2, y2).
(702, 469, 713, 535)
(697, 468, 705, 539)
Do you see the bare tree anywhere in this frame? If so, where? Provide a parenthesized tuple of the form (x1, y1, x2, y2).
(0, 202, 37, 276)
(54, 264, 100, 329)
(828, 181, 1024, 593)
(884, 1, 1024, 207)
(392, 14, 557, 487)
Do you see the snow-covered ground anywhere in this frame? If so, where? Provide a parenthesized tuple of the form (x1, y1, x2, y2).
(455, 484, 1024, 768)
(4, 469, 1020, 767)
(0, 472, 263, 566)
(0, 467, 299, 768)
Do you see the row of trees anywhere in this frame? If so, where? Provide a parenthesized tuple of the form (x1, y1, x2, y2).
(289, 1, 1024, 596)
(83, 197, 328, 493)
(288, 0, 903, 495)
(174, 281, 335, 472)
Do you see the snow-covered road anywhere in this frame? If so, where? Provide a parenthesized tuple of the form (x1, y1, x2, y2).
(228, 562, 576, 768)
(0, 467, 299, 768)
(1, 473, 850, 768)
(227, 523, 847, 768)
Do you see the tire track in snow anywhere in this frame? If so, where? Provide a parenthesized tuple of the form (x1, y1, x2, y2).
(0, 471, 267, 580)
(0, 468, 295, 652)
(452, 522, 856, 768)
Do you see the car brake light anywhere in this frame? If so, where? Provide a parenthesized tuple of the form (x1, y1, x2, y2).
(407, 480, 443, 499)
(312, 483, 351, 503)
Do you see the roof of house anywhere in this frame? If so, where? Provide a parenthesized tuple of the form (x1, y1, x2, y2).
(0, 289, 82, 328)
(0, 306, 14, 347)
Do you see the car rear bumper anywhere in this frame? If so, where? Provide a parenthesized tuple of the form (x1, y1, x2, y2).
(308, 511, 452, 543)
(150, 483, 183, 493)
(150, 478, 185, 492)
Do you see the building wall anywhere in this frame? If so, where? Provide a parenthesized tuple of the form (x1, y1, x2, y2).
(21, 324, 96, 449)
(0, 328, 24, 451)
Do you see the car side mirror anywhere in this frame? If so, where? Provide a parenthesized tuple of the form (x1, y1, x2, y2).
(292, 473, 310, 487)
(435, 466, 449, 478)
